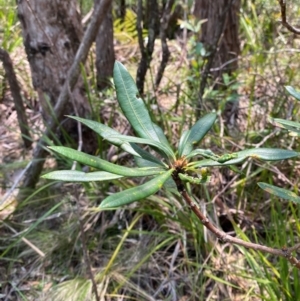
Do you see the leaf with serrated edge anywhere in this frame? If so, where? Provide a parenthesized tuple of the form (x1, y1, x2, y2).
(99, 169, 174, 208)
(114, 62, 160, 142)
(42, 170, 123, 182)
(49, 146, 166, 177)
(258, 182, 300, 204)
(178, 113, 217, 157)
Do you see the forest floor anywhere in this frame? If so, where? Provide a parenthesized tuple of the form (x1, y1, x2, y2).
(1, 35, 300, 300)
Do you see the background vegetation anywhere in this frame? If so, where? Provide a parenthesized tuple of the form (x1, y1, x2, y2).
(1, 0, 300, 300)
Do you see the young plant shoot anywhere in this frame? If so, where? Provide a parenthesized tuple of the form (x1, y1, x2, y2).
(43, 62, 300, 269)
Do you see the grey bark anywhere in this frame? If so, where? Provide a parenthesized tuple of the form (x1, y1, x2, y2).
(193, 0, 240, 117)
(95, 2, 115, 90)
(193, 0, 240, 78)
(16, 0, 112, 190)
(17, 0, 90, 123)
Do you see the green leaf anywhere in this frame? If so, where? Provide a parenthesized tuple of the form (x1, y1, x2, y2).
(49, 146, 166, 177)
(179, 173, 210, 184)
(68, 116, 166, 167)
(113, 61, 160, 142)
(42, 170, 123, 182)
(258, 182, 300, 204)
(185, 148, 218, 160)
(271, 118, 300, 136)
(235, 148, 299, 161)
(131, 144, 168, 167)
(107, 134, 175, 160)
(177, 129, 190, 158)
(178, 113, 217, 157)
(152, 122, 172, 150)
(99, 169, 174, 208)
(67, 116, 141, 156)
(285, 86, 300, 101)
(191, 148, 299, 168)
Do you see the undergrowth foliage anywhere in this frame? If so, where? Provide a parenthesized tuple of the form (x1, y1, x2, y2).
(43, 61, 300, 268)
(42, 62, 298, 208)
(259, 86, 300, 203)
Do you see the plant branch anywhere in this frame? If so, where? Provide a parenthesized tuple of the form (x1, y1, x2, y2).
(18, 0, 112, 191)
(0, 48, 32, 148)
(278, 0, 300, 34)
(172, 174, 300, 270)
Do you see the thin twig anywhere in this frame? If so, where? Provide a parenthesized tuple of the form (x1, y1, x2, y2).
(278, 0, 300, 34)
(172, 174, 300, 269)
(3, 222, 45, 257)
(0, 48, 32, 148)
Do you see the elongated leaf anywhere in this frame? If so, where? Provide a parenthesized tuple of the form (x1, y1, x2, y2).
(68, 116, 166, 166)
(177, 129, 190, 157)
(285, 86, 300, 101)
(271, 118, 300, 135)
(163, 177, 177, 191)
(236, 148, 299, 160)
(152, 122, 172, 150)
(185, 148, 217, 160)
(42, 170, 123, 182)
(178, 113, 217, 157)
(134, 156, 162, 168)
(191, 158, 243, 168)
(107, 134, 175, 160)
(113, 62, 160, 142)
(191, 148, 299, 168)
(99, 169, 174, 208)
(258, 182, 300, 204)
(67, 116, 141, 155)
(131, 144, 167, 167)
(49, 146, 166, 177)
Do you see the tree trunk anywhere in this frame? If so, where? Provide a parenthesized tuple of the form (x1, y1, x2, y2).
(17, 0, 90, 124)
(193, 0, 240, 78)
(95, 2, 115, 90)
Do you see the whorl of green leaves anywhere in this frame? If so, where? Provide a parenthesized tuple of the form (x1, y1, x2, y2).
(43, 62, 300, 209)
